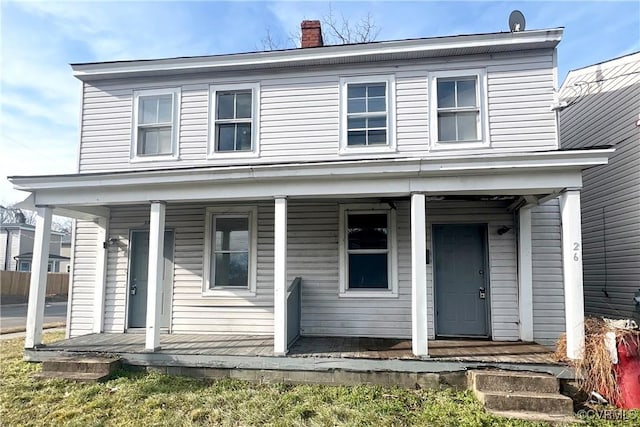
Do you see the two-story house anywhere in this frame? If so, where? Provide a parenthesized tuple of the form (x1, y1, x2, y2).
(10, 21, 611, 362)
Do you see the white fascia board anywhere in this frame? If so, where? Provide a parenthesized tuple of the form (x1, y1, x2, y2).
(9, 148, 611, 193)
(71, 29, 563, 81)
(29, 169, 584, 207)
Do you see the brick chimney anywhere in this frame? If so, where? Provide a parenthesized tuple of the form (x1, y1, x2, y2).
(301, 20, 323, 48)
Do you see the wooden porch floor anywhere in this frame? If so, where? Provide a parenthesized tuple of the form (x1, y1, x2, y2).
(39, 334, 559, 365)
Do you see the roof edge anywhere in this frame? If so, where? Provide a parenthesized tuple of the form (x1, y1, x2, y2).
(71, 28, 563, 81)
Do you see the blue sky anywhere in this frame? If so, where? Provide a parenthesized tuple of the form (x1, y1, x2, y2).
(1, 0, 638, 203)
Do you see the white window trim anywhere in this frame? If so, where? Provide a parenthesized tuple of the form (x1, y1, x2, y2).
(428, 69, 489, 151)
(339, 75, 396, 155)
(202, 206, 258, 297)
(208, 82, 260, 159)
(130, 87, 181, 162)
(338, 203, 398, 298)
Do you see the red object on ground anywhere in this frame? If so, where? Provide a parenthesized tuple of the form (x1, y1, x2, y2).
(615, 336, 640, 409)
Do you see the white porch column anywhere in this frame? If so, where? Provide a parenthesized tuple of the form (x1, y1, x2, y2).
(411, 193, 428, 357)
(145, 201, 166, 351)
(25, 206, 53, 348)
(93, 215, 109, 333)
(518, 206, 534, 342)
(560, 190, 585, 360)
(273, 197, 288, 356)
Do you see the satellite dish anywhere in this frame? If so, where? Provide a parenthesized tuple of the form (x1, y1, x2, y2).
(509, 10, 526, 32)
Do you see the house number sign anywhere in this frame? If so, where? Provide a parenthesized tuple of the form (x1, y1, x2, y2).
(573, 242, 580, 262)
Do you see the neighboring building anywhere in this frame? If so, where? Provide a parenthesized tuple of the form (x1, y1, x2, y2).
(0, 223, 69, 272)
(10, 21, 611, 360)
(559, 52, 640, 321)
(59, 233, 72, 273)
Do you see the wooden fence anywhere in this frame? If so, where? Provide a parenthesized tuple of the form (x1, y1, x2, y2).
(0, 271, 69, 297)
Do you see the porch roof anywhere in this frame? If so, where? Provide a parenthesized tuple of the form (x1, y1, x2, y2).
(9, 149, 611, 217)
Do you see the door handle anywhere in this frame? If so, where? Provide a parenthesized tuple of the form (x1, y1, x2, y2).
(479, 287, 486, 300)
(131, 278, 137, 295)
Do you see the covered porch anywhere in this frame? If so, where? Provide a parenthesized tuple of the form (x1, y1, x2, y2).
(11, 151, 611, 362)
(25, 333, 573, 380)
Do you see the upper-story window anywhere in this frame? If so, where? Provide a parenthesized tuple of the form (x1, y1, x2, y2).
(209, 83, 260, 158)
(340, 75, 395, 153)
(429, 69, 487, 149)
(132, 88, 180, 161)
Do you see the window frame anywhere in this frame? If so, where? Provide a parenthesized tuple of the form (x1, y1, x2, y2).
(202, 206, 258, 297)
(339, 75, 396, 154)
(338, 203, 398, 298)
(208, 83, 260, 159)
(130, 87, 181, 162)
(428, 69, 488, 150)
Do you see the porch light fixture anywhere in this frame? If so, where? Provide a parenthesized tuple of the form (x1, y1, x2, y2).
(497, 226, 512, 235)
(104, 237, 120, 249)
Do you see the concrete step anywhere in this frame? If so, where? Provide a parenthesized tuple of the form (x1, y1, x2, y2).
(469, 370, 559, 393)
(42, 356, 121, 376)
(34, 371, 112, 383)
(474, 390, 574, 415)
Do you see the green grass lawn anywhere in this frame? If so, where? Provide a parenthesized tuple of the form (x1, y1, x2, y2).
(1, 332, 637, 427)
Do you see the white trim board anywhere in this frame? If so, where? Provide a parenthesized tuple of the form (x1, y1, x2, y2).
(11, 149, 612, 191)
(25, 169, 588, 207)
(71, 29, 563, 81)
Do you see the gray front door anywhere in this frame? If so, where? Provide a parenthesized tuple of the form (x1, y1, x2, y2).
(128, 230, 174, 329)
(434, 224, 489, 337)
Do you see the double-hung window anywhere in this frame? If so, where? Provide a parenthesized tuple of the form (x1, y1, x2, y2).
(203, 206, 257, 296)
(430, 70, 486, 148)
(132, 88, 180, 160)
(209, 83, 259, 157)
(340, 76, 395, 152)
(339, 204, 397, 297)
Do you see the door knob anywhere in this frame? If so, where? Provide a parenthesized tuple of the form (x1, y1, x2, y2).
(478, 269, 484, 275)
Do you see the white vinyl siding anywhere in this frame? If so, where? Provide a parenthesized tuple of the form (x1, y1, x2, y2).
(79, 199, 526, 340)
(102, 203, 274, 334)
(68, 220, 99, 338)
(295, 200, 520, 340)
(531, 199, 566, 346)
(560, 53, 640, 320)
(77, 50, 558, 172)
(295, 200, 410, 337)
(487, 53, 557, 151)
